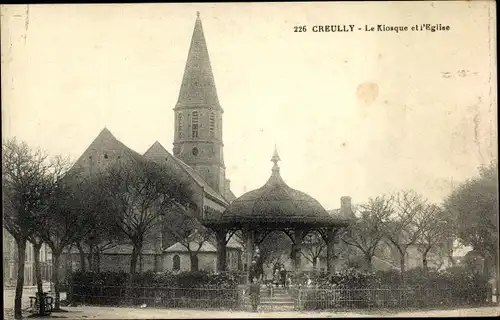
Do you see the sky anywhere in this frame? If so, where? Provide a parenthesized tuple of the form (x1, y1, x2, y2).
(1, 2, 497, 210)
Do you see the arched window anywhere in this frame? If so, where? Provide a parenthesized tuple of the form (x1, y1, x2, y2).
(209, 112, 215, 138)
(173, 255, 180, 271)
(191, 111, 199, 138)
(177, 113, 183, 138)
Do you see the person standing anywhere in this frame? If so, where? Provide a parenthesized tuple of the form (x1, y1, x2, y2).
(280, 266, 287, 288)
(249, 276, 261, 312)
(273, 269, 280, 287)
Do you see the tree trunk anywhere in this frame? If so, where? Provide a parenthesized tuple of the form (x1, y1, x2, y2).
(422, 247, 431, 274)
(76, 243, 86, 272)
(399, 251, 406, 283)
(33, 242, 43, 293)
(139, 252, 143, 274)
(52, 252, 62, 311)
(95, 250, 101, 273)
(66, 245, 73, 281)
(312, 257, 317, 271)
(216, 230, 227, 272)
(14, 239, 27, 319)
(130, 245, 140, 274)
(364, 253, 373, 272)
(87, 246, 93, 272)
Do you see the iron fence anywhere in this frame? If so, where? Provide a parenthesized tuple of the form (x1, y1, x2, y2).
(69, 284, 495, 312)
(295, 285, 494, 311)
(70, 285, 245, 309)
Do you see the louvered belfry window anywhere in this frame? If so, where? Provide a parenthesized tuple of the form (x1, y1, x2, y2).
(192, 111, 199, 138)
(209, 112, 215, 137)
(177, 113, 183, 138)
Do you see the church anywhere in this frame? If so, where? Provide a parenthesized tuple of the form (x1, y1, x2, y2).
(64, 12, 241, 273)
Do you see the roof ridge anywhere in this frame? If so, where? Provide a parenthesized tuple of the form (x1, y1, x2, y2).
(170, 154, 228, 206)
(143, 140, 168, 156)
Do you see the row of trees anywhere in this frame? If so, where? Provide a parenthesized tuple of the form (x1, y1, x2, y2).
(342, 161, 498, 281)
(3, 138, 198, 318)
(235, 190, 453, 277)
(244, 161, 498, 283)
(3, 137, 498, 317)
(340, 191, 455, 277)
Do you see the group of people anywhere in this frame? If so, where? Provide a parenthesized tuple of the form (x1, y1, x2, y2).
(247, 262, 319, 312)
(272, 264, 290, 288)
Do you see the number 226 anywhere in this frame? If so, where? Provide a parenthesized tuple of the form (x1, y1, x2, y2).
(294, 25, 307, 32)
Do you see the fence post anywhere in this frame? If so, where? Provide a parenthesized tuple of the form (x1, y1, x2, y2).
(67, 273, 73, 305)
(297, 288, 302, 311)
(173, 288, 176, 308)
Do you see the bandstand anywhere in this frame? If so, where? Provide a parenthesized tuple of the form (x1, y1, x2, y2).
(201, 147, 350, 276)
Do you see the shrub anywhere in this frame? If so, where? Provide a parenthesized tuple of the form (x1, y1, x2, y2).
(303, 268, 377, 310)
(68, 270, 241, 309)
(302, 266, 492, 310)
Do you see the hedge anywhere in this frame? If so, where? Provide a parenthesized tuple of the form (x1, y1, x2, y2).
(69, 270, 242, 309)
(302, 267, 493, 310)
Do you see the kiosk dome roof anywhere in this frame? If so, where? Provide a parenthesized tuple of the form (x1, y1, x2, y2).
(203, 146, 348, 229)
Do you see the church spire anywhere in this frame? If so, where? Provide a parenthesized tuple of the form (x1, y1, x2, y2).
(175, 11, 221, 110)
(271, 145, 281, 173)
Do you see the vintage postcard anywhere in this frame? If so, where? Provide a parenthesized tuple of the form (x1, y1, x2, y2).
(1, 1, 498, 319)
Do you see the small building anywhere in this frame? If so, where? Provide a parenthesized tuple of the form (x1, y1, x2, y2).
(163, 237, 243, 273)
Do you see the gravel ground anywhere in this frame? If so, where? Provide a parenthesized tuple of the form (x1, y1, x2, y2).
(3, 306, 500, 319)
(3, 284, 53, 310)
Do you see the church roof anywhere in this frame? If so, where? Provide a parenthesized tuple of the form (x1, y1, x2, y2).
(203, 147, 349, 229)
(144, 141, 228, 206)
(164, 241, 217, 253)
(225, 189, 237, 202)
(101, 244, 157, 255)
(175, 12, 221, 111)
(69, 127, 145, 176)
(165, 237, 242, 253)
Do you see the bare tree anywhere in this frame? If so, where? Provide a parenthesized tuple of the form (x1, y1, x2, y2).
(341, 196, 394, 271)
(2, 138, 54, 319)
(163, 210, 214, 271)
(258, 231, 292, 272)
(38, 166, 95, 311)
(96, 159, 196, 274)
(301, 230, 326, 271)
(414, 204, 453, 273)
(379, 190, 428, 281)
(83, 187, 128, 272)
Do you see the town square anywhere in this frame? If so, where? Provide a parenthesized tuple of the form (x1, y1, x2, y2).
(2, 2, 499, 319)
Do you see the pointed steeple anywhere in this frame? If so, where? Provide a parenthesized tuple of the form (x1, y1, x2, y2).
(265, 145, 287, 187)
(176, 12, 221, 110)
(270, 145, 281, 175)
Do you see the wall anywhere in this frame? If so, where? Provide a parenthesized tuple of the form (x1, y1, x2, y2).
(163, 252, 217, 272)
(163, 249, 242, 273)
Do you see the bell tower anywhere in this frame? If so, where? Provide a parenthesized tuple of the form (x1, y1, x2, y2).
(173, 12, 226, 194)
